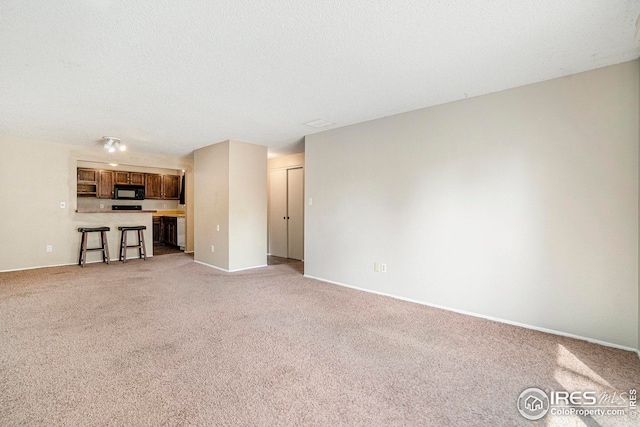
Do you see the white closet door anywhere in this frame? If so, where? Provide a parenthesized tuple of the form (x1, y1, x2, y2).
(287, 167, 304, 260)
(269, 169, 288, 257)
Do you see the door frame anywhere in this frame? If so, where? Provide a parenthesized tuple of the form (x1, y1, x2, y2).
(267, 165, 304, 260)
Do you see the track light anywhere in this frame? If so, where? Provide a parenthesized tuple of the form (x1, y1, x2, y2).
(103, 137, 126, 152)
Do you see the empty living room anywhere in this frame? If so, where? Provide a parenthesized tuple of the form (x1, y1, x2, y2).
(1, 1, 640, 426)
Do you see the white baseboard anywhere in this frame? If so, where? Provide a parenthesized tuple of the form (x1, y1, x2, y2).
(303, 274, 639, 355)
(231, 264, 268, 272)
(194, 260, 267, 273)
(194, 260, 229, 272)
(1, 262, 76, 273)
(0, 255, 156, 273)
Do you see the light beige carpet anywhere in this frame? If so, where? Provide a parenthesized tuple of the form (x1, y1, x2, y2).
(0, 254, 638, 426)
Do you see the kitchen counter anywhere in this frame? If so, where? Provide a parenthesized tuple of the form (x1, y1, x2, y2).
(76, 210, 158, 213)
(152, 210, 185, 218)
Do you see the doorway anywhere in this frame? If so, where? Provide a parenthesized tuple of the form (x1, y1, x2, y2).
(269, 167, 304, 260)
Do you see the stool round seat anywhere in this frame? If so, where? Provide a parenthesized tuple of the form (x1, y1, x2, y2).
(118, 226, 148, 262)
(77, 227, 111, 268)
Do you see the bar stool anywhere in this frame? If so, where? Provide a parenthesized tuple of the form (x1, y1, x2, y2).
(77, 227, 110, 268)
(118, 226, 147, 263)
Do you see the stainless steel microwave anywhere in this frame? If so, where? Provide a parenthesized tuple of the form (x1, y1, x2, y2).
(113, 185, 145, 200)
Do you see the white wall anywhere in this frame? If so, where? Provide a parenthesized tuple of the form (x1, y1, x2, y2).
(194, 141, 230, 269)
(305, 60, 639, 349)
(1, 138, 75, 270)
(0, 137, 193, 271)
(268, 153, 304, 171)
(229, 141, 268, 270)
(194, 140, 267, 271)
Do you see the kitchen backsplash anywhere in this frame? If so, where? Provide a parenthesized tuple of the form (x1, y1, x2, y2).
(77, 197, 182, 211)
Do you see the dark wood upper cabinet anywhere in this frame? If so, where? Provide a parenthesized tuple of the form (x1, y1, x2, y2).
(145, 174, 163, 199)
(163, 175, 180, 200)
(114, 171, 129, 185)
(77, 168, 97, 183)
(130, 172, 145, 186)
(77, 168, 98, 196)
(115, 171, 145, 186)
(98, 170, 114, 199)
(145, 174, 180, 200)
(77, 168, 180, 200)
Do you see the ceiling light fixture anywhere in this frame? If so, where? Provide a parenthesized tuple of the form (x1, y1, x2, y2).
(103, 136, 126, 153)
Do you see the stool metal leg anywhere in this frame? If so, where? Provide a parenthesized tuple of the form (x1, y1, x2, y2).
(119, 231, 125, 261)
(139, 229, 147, 261)
(79, 232, 88, 267)
(78, 232, 83, 266)
(123, 231, 128, 263)
(101, 231, 110, 265)
(82, 232, 88, 268)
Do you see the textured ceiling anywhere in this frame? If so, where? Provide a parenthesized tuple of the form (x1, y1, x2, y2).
(1, 0, 639, 158)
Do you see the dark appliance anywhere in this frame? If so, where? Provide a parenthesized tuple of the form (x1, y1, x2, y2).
(112, 205, 142, 210)
(113, 185, 145, 200)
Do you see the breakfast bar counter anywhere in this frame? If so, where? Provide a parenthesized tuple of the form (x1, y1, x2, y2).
(76, 209, 158, 213)
(74, 210, 155, 261)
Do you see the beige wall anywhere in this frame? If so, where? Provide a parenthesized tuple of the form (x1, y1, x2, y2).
(305, 60, 639, 349)
(194, 140, 267, 271)
(0, 137, 193, 271)
(268, 153, 304, 170)
(229, 141, 268, 270)
(194, 141, 230, 270)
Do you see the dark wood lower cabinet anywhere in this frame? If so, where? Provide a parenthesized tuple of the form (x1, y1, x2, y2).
(153, 216, 177, 247)
(152, 217, 162, 244)
(163, 217, 177, 246)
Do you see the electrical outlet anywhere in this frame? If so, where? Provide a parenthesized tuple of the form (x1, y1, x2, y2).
(308, 197, 313, 206)
(99, 203, 104, 209)
(374, 262, 380, 272)
(60, 202, 65, 209)
(163, 204, 168, 209)
(46, 245, 53, 252)
(211, 245, 215, 252)
(381, 263, 387, 273)
(216, 224, 220, 232)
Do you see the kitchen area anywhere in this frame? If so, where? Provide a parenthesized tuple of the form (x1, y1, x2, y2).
(75, 161, 188, 259)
